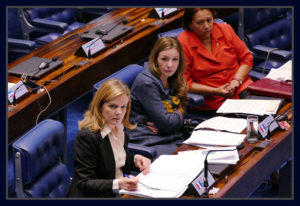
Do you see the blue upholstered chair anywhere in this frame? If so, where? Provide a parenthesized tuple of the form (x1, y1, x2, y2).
(242, 8, 292, 80)
(12, 119, 71, 198)
(93, 64, 157, 160)
(19, 8, 85, 46)
(8, 8, 37, 63)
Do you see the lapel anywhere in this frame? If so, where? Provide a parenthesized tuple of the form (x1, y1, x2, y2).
(98, 134, 116, 179)
(189, 23, 223, 64)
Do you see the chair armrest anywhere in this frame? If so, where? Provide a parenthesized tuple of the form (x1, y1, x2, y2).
(188, 92, 205, 108)
(128, 143, 157, 161)
(253, 45, 292, 60)
(31, 18, 68, 33)
(8, 38, 36, 50)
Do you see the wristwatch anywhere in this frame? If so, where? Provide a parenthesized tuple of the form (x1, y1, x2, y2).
(232, 78, 243, 86)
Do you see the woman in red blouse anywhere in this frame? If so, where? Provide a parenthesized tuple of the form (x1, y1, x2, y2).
(178, 8, 253, 111)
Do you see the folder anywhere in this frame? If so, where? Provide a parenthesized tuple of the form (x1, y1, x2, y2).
(247, 78, 292, 100)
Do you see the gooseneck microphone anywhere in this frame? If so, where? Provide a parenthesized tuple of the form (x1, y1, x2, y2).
(203, 147, 238, 198)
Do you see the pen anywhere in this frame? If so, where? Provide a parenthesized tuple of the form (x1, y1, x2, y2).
(124, 174, 130, 178)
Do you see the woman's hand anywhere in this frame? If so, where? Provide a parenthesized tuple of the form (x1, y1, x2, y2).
(135, 154, 151, 175)
(227, 79, 241, 91)
(216, 83, 234, 97)
(118, 175, 139, 191)
(147, 122, 159, 134)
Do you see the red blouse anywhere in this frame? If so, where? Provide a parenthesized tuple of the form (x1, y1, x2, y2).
(178, 23, 253, 111)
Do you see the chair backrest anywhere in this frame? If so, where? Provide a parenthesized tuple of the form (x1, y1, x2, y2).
(93, 64, 144, 93)
(12, 119, 70, 198)
(245, 17, 291, 51)
(24, 8, 77, 25)
(243, 8, 290, 32)
(8, 8, 24, 39)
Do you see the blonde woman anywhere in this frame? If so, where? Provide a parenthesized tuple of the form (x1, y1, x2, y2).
(127, 36, 188, 156)
(67, 79, 151, 198)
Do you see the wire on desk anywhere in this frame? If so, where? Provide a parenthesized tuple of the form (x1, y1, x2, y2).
(35, 85, 52, 125)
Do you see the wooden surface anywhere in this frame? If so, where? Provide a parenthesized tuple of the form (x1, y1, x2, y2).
(123, 102, 292, 198)
(8, 8, 184, 143)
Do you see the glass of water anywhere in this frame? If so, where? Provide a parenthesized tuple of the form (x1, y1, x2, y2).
(246, 115, 259, 143)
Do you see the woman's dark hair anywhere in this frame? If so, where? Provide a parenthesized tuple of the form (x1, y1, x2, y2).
(182, 8, 216, 31)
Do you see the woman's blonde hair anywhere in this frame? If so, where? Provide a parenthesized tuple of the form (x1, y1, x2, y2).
(148, 36, 188, 106)
(79, 79, 136, 132)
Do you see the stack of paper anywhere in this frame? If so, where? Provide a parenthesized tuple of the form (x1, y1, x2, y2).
(195, 116, 247, 133)
(178, 147, 239, 165)
(266, 60, 292, 81)
(216, 99, 282, 116)
(120, 153, 205, 198)
(184, 130, 246, 147)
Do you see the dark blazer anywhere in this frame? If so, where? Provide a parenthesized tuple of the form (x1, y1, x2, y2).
(67, 128, 136, 198)
(127, 65, 184, 153)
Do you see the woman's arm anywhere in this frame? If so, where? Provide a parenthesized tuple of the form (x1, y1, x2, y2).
(73, 130, 114, 194)
(133, 79, 182, 134)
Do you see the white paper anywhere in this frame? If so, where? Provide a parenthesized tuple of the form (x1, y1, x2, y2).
(178, 148, 239, 165)
(120, 154, 205, 198)
(195, 116, 247, 133)
(266, 60, 292, 81)
(184, 130, 246, 147)
(216, 99, 281, 116)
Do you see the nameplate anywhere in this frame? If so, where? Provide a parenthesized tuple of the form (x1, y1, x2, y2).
(184, 169, 215, 197)
(148, 8, 178, 19)
(258, 115, 280, 139)
(8, 81, 29, 104)
(76, 37, 105, 57)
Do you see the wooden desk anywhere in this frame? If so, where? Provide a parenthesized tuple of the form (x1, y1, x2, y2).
(8, 8, 184, 143)
(123, 102, 292, 198)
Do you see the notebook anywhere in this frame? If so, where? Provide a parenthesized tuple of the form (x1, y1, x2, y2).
(8, 57, 63, 79)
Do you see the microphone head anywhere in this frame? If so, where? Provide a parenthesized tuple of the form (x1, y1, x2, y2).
(275, 114, 288, 122)
(52, 56, 58, 61)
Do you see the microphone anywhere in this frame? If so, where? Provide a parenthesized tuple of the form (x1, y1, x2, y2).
(203, 147, 238, 198)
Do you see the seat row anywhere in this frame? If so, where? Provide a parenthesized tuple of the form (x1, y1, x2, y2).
(8, 8, 114, 63)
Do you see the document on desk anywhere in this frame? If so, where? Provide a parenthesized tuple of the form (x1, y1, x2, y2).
(216, 99, 282, 116)
(178, 148, 239, 165)
(120, 154, 205, 198)
(195, 116, 247, 133)
(184, 130, 246, 147)
(266, 60, 292, 81)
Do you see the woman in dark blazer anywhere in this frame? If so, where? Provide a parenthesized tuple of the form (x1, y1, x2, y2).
(67, 79, 151, 198)
(127, 37, 188, 156)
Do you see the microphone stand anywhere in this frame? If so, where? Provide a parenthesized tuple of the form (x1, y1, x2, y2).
(203, 148, 238, 198)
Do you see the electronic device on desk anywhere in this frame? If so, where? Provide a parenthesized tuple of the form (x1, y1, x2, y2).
(80, 21, 133, 43)
(8, 56, 63, 79)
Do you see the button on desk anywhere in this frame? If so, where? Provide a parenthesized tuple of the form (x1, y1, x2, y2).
(123, 102, 292, 198)
(7, 8, 184, 143)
